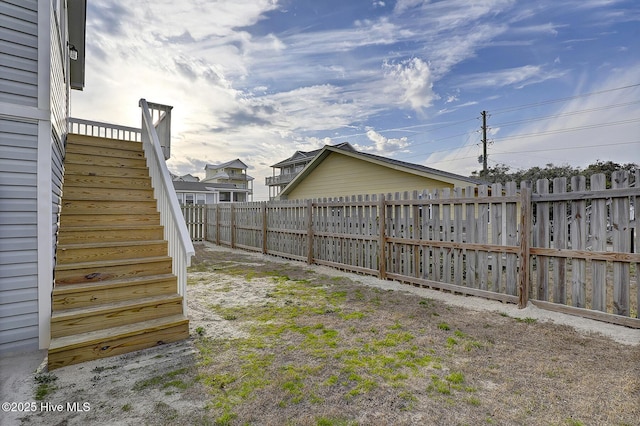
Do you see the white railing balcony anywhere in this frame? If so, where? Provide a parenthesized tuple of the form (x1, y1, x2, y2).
(68, 117, 141, 141)
(266, 173, 298, 186)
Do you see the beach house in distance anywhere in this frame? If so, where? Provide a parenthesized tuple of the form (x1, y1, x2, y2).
(172, 159, 254, 204)
(271, 143, 483, 200)
(1, 0, 193, 369)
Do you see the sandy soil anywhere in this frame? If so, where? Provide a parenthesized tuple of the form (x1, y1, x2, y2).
(8, 242, 640, 426)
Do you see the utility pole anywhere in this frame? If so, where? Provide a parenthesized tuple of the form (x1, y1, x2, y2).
(481, 110, 488, 176)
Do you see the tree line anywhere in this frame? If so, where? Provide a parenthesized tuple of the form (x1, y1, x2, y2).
(471, 160, 638, 189)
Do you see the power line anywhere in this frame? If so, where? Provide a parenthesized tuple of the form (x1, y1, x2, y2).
(492, 118, 640, 142)
(491, 83, 640, 115)
(490, 140, 640, 156)
(421, 140, 640, 169)
(491, 100, 640, 128)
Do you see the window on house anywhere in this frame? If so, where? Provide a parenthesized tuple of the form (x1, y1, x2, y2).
(196, 194, 206, 205)
(185, 194, 194, 204)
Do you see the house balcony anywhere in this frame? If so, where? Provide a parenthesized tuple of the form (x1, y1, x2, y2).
(266, 173, 298, 186)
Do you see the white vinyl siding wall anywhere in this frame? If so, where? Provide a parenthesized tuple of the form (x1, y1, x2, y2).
(0, 0, 69, 354)
(0, 118, 39, 354)
(0, 0, 38, 107)
(0, 0, 41, 354)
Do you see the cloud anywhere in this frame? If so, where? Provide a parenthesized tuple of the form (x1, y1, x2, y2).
(393, 0, 426, 14)
(457, 65, 566, 90)
(87, 1, 130, 36)
(383, 58, 438, 112)
(356, 129, 410, 154)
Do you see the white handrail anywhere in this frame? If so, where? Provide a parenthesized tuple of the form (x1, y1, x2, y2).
(139, 98, 195, 311)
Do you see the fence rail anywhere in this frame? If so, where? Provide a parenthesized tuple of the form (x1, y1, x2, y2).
(193, 171, 639, 328)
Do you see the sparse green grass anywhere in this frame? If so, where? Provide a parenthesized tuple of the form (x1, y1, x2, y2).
(515, 317, 538, 324)
(132, 368, 191, 392)
(438, 322, 451, 331)
(34, 373, 58, 401)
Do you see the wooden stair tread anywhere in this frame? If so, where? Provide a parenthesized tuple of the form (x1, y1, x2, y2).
(60, 224, 163, 231)
(57, 239, 167, 250)
(67, 134, 142, 150)
(48, 314, 189, 353)
(54, 255, 171, 271)
(51, 294, 183, 320)
(53, 273, 176, 295)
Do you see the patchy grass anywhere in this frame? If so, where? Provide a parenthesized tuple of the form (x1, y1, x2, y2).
(34, 373, 58, 401)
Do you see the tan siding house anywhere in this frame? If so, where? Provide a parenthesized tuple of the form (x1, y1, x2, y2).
(278, 145, 483, 200)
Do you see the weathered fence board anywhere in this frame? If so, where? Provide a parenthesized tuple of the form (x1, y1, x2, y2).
(570, 175, 587, 308)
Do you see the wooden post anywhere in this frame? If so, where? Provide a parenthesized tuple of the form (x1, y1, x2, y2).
(307, 199, 314, 264)
(230, 203, 236, 249)
(202, 204, 208, 241)
(262, 202, 267, 254)
(215, 204, 220, 246)
(378, 194, 387, 279)
(518, 186, 531, 308)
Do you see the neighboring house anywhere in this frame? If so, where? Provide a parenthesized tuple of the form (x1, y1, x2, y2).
(266, 142, 353, 199)
(276, 144, 484, 200)
(172, 181, 249, 204)
(1, 0, 87, 355)
(202, 159, 253, 202)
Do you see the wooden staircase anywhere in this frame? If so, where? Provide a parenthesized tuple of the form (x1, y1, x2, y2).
(48, 134, 189, 370)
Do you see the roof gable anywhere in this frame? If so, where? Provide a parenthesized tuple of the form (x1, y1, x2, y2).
(205, 159, 248, 170)
(270, 142, 356, 168)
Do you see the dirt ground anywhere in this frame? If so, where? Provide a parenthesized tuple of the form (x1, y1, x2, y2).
(11, 243, 640, 426)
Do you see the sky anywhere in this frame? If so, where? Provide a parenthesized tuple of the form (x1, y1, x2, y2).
(71, 0, 640, 200)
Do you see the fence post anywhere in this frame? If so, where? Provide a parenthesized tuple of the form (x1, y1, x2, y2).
(307, 199, 314, 264)
(215, 204, 220, 245)
(202, 205, 207, 241)
(518, 186, 531, 308)
(262, 202, 268, 254)
(378, 194, 387, 279)
(230, 203, 236, 249)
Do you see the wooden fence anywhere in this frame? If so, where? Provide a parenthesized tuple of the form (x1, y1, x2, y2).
(196, 171, 638, 328)
(181, 204, 206, 241)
